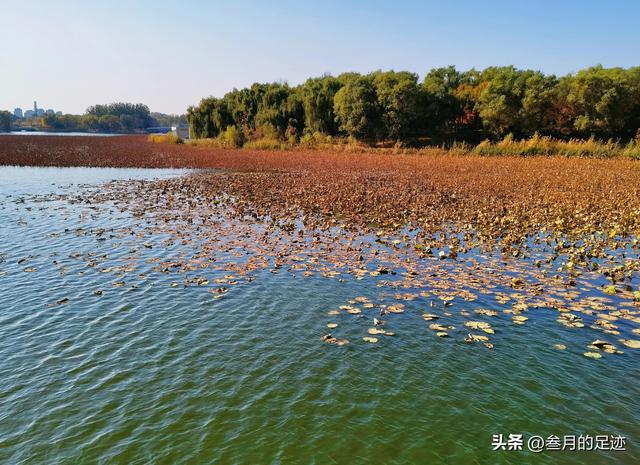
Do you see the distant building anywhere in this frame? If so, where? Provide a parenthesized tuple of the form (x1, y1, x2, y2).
(24, 110, 35, 118)
(46, 109, 54, 115)
(14, 108, 23, 118)
(55, 111, 62, 116)
(36, 109, 45, 117)
(173, 124, 190, 140)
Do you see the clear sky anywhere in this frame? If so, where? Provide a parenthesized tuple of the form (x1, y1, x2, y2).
(1, 0, 638, 115)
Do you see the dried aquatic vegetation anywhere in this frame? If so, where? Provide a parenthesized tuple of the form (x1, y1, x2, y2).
(6, 137, 639, 355)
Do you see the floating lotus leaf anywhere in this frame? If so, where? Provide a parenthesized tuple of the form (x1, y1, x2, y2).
(367, 328, 386, 335)
(465, 321, 491, 330)
(603, 348, 620, 354)
(621, 339, 640, 349)
(475, 309, 498, 317)
(429, 323, 447, 331)
(512, 302, 528, 312)
(327, 323, 338, 329)
(557, 313, 584, 328)
(363, 337, 378, 343)
(583, 352, 602, 359)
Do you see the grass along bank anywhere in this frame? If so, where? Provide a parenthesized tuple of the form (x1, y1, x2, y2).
(150, 131, 640, 159)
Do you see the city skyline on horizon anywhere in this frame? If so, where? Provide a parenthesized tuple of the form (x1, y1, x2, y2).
(11, 101, 60, 119)
(9, 101, 178, 117)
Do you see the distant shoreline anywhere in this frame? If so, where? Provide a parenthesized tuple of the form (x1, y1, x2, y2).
(1, 131, 122, 137)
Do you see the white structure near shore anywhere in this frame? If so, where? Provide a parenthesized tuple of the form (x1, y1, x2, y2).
(173, 124, 190, 140)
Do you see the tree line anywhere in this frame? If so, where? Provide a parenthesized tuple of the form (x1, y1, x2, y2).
(0, 111, 12, 131)
(187, 65, 640, 144)
(39, 103, 155, 132)
(4, 103, 188, 133)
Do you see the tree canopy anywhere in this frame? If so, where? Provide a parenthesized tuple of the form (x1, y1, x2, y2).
(185, 65, 640, 144)
(0, 111, 12, 132)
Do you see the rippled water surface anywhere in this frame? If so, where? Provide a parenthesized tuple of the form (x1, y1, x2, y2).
(0, 167, 638, 465)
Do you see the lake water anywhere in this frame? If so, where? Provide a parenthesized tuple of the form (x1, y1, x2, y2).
(0, 166, 638, 464)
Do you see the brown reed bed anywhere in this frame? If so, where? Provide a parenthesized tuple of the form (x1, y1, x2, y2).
(2, 135, 640, 259)
(0, 135, 204, 168)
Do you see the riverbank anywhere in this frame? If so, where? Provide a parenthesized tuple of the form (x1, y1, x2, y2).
(171, 133, 640, 160)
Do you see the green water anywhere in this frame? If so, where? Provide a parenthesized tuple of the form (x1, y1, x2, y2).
(0, 167, 638, 465)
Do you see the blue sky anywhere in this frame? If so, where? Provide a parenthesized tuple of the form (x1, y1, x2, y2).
(1, 0, 638, 114)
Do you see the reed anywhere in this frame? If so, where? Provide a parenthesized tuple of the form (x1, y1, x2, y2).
(243, 138, 287, 150)
(472, 133, 640, 159)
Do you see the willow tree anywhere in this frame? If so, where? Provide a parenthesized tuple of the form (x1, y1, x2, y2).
(300, 75, 342, 135)
(372, 70, 424, 141)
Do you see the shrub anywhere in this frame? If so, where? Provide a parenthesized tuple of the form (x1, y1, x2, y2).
(220, 126, 243, 148)
(147, 133, 183, 144)
(299, 131, 334, 148)
(243, 138, 286, 150)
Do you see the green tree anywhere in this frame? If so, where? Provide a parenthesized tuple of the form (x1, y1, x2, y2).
(150, 112, 187, 127)
(86, 102, 153, 129)
(222, 85, 265, 130)
(422, 66, 466, 136)
(475, 66, 553, 138)
(372, 71, 423, 141)
(0, 111, 13, 131)
(519, 74, 558, 136)
(187, 98, 233, 138)
(565, 66, 640, 138)
(183, 65, 640, 144)
(300, 75, 342, 135)
(255, 83, 302, 137)
(333, 76, 381, 141)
